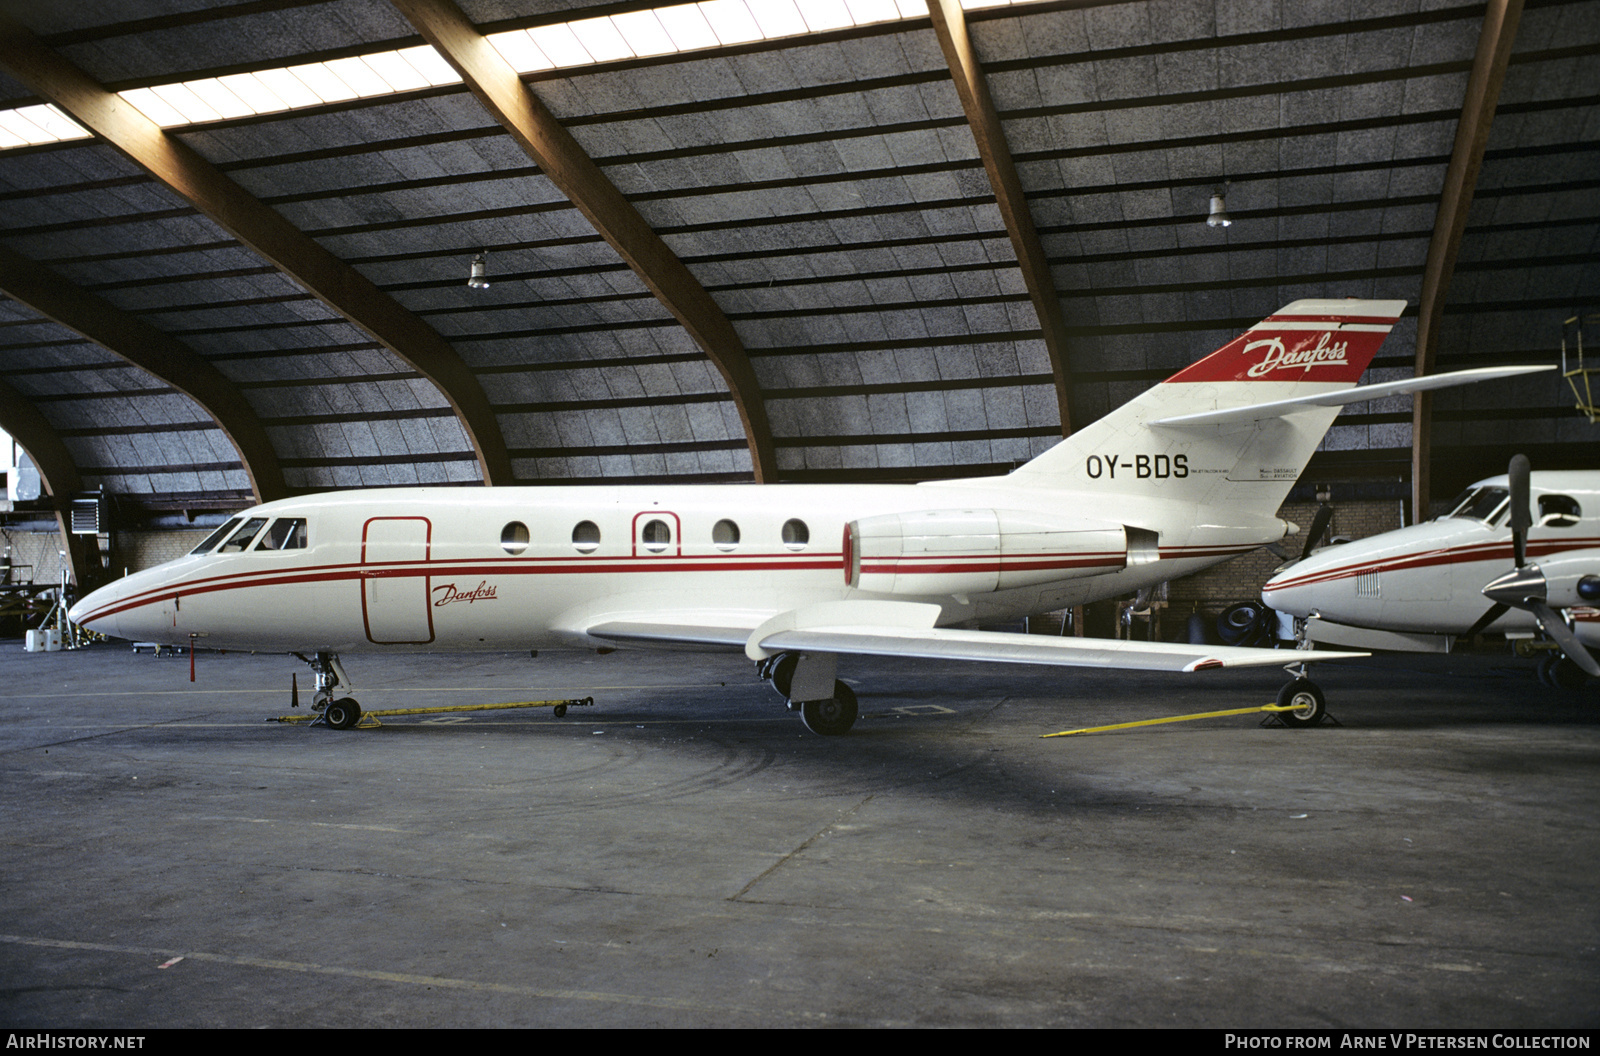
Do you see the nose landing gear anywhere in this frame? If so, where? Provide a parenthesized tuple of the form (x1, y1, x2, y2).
(292, 651, 361, 729)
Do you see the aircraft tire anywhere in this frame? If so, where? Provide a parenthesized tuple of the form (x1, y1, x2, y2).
(769, 654, 798, 698)
(801, 682, 858, 736)
(325, 698, 362, 730)
(1275, 678, 1325, 727)
(1549, 657, 1590, 691)
(1537, 654, 1559, 687)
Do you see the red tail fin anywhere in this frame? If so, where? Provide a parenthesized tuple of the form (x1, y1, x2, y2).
(1164, 299, 1407, 385)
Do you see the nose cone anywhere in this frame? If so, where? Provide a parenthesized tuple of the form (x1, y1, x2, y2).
(1482, 565, 1545, 607)
(1262, 562, 1316, 617)
(69, 582, 122, 638)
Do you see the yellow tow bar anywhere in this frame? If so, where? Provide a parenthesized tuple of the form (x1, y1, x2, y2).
(269, 697, 594, 728)
(1042, 703, 1301, 738)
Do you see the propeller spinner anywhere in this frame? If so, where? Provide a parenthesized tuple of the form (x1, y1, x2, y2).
(1470, 455, 1600, 678)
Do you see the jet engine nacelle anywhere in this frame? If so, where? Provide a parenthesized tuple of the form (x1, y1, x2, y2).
(844, 508, 1131, 596)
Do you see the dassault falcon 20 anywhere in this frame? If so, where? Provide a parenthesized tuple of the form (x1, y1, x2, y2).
(69, 299, 1549, 734)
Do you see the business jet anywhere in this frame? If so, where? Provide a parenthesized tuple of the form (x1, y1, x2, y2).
(68, 299, 1550, 734)
(1263, 457, 1599, 689)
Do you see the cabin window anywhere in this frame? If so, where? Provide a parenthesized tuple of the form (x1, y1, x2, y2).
(713, 519, 740, 551)
(782, 518, 810, 550)
(190, 517, 242, 555)
(1539, 495, 1581, 528)
(255, 518, 307, 551)
(216, 517, 269, 554)
(501, 521, 530, 555)
(572, 520, 601, 554)
(641, 518, 672, 553)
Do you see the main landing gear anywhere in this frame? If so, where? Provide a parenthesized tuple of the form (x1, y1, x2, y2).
(758, 652, 859, 736)
(292, 651, 362, 730)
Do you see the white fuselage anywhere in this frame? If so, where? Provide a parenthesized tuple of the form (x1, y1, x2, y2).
(73, 479, 1288, 654)
(1262, 472, 1600, 645)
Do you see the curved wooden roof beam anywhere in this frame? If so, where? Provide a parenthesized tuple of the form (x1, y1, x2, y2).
(0, 244, 287, 504)
(391, 0, 777, 482)
(0, 14, 513, 487)
(0, 377, 90, 589)
(1410, 0, 1525, 521)
(927, 0, 1073, 436)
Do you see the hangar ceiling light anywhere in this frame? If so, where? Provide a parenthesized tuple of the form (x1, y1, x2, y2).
(0, 0, 1026, 147)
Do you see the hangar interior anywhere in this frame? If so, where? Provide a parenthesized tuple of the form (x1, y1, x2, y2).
(0, 0, 1594, 631)
(1, 0, 1598, 1031)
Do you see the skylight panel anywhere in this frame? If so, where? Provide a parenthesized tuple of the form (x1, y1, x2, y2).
(569, 16, 635, 62)
(699, 0, 765, 44)
(214, 72, 288, 113)
(752, 1, 810, 37)
(324, 56, 396, 98)
(323, 56, 391, 98)
(185, 78, 257, 120)
(0, 0, 1042, 151)
(150, 82, 223, 124)
(610, 10, 679, 57)
(288, 62, 361, 104)
(353, 51, 428, 93)
(249, 68, 324, 109)
(396, 45, 462, 86)
(0, 103, 91, 146)
(528, 23, 595, 67)
(118, 87, 188, 127)
(655, 5, 720, 51)
(488, 30, 555, 72)
(795, 0, 853, 33)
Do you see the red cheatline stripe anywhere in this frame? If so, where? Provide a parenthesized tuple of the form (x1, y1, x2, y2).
(78, 552, 846, 623)
(1265, 538, 1600, 591)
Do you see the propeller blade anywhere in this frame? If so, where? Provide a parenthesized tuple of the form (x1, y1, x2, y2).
(1508, 453, 1531, 567)
(1526, 599, 1600, 678)
(1301, 504, 1335, 561)
(1462, 602, 1509, 639)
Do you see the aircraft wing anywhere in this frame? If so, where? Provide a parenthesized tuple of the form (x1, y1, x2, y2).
(589, 603, 1362, 673)
(1149, 365, 1553, 428)
(587, 620, 756, 649)
(752, 623, 1363, 673)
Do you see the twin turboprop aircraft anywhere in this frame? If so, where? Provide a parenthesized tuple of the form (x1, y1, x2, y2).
(69, 299, 1551, 734)
(1263, 458, 1600, 688)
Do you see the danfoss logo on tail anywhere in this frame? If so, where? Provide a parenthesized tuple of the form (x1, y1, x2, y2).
(1244, 331, 1351, 377)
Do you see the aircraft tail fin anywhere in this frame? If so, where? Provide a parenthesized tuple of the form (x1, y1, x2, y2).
(1007, 299, 1408, 516)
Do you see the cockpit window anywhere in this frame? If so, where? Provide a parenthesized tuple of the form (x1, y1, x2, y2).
(190, 517, 242, 555)
(216, 517, 269, 554)
(255, 518, 308, 550)
(1538, 494, 1581, 528)
(1447, 486, 1509, 525)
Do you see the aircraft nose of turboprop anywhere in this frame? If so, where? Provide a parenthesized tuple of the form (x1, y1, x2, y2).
(1261, 562, 1317, 618)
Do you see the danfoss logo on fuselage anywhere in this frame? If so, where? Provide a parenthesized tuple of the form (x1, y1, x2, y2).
(1244, 331, 1350, 377)
(432, 581, 498, 607)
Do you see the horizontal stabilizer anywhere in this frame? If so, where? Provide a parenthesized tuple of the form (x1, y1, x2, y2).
(1149, 365, 1553, 428)
(754, 623, 1364, 674)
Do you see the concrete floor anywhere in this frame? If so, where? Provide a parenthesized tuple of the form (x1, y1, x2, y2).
(0, 640, 1595, 1028)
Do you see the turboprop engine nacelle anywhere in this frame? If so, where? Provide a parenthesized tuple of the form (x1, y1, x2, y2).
(844, 508, 1132, 596)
